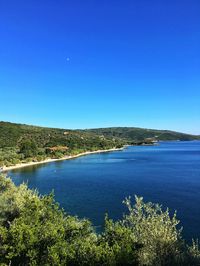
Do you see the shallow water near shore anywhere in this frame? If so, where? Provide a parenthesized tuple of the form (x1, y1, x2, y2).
(9, 141, 200, 241)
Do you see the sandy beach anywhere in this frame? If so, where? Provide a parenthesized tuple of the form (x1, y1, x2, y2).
(1, 147, 124, 172)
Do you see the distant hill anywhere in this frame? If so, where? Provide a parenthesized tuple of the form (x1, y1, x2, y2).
(0, 122, 199, 150)
(0, 121, 199, 167)
(83, 127, 200, 142)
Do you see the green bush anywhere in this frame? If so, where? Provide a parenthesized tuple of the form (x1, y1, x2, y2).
(36, 155, 46, 162)
(19, 140, 38, 158)
(53, 151, 64, 159)
(0, 175, 199, 266)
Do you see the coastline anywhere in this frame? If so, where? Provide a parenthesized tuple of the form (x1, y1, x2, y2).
(1, 147, 124, 172)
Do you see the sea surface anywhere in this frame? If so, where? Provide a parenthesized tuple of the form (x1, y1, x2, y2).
(9, 141, 200, 241)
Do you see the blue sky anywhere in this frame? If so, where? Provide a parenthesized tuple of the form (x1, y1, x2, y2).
(0, 0, 199, 134)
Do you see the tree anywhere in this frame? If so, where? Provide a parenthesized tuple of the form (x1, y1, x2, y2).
(19, 140, 38, 158)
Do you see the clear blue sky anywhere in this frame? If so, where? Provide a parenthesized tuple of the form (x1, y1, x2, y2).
(0, 0, 199, 134)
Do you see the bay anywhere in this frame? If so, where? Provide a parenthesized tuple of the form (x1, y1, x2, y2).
(9, 141, 200, 241)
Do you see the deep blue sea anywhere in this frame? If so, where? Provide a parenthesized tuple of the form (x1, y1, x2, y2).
(9, 141, 200, 241)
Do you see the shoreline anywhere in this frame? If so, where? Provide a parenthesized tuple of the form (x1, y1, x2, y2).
(1, 147, 124, 172)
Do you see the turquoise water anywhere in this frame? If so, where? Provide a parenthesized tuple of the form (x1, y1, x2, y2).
(9, 141, 200, 241)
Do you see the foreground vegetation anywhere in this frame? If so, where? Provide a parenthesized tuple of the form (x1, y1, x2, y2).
(0, 175, 199, 266)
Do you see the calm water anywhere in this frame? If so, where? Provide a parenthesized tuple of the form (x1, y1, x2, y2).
(9, 141, 200, 241)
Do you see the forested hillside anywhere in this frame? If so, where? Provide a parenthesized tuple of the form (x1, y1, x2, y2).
(0, 122, 123, 167)
(0, 122, 199, 168)
(84, 127, 200, 142)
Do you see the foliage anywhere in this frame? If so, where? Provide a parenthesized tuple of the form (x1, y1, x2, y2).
(0, 122, 124, 167)
(0, 175, 199, 265)
(19, 140, 38, 158)
(1, 121, 199, 167)
(85, 127, 200, 142)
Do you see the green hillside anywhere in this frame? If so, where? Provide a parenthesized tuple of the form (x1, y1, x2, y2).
(84, 127, 200, 142)
(0, 122, 123, 167)
(0, 121, 199, 168)
(0, 122, 123, 149)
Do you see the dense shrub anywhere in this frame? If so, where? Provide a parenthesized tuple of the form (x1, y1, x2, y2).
(0, 175, 199, 266)
(19, 140, 38, 158)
